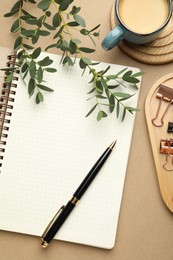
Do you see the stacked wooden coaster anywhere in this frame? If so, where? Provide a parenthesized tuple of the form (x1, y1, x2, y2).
(111, 3, 173, 64)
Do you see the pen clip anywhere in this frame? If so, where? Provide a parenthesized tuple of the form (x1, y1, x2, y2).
(41, 205, 65, 239)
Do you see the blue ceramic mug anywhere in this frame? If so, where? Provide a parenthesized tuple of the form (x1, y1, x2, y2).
(102, 0, 172, 51)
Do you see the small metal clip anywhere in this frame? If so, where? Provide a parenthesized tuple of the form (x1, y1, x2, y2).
(152, 84, 173, 127)
(160, 138, 173, 171)
(167, 122, 173, 133)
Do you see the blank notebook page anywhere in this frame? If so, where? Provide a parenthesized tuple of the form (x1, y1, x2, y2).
(0, 51, 141, 249)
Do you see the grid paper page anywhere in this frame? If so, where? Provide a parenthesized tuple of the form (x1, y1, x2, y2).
(0, 51, 141, 249)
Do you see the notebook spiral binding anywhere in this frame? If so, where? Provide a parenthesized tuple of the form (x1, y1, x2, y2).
(0, 54, 19, 169)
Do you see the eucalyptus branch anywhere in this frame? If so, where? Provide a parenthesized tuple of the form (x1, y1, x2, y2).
(1, 0, 143, 121)
(85, 67, 141, 121)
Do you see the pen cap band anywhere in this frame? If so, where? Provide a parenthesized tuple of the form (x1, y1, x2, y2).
(70, 196, 79, 205)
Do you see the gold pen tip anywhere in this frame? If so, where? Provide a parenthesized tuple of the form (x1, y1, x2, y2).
(109, 140, 117, 150)
(41, 239, 49, 248)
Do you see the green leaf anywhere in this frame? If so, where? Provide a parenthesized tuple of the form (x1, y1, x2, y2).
(93, 32, 100, 37)
(74, 14, 86, 27)
(45, 43, 58, 51)
(82, 57, 92, 65)
(79, 47, 95, 53)
(87, 87, 95, 94)
(31, 47, 41, 59)
(38, 15, 45, 25)
(89, 24, 100, 33)
(4, 9, 19, 18)
(11, 19, 19, 33)
(109, 94, 115, 113)
(132, 71, 144, 78)
(107, 84, 119, 89)
(96, 95, 107, 99)
(37, 29, 50, 36)
(28, 78, 36, 97)
(14, 36, 22, 50)
(28, 0, 37, 3)
(53, 25, 64, 39)
(21, 9, 35, 18)
(38, 57, 53, 66)
(80, 29, 89, 35)
(37, 66, 43, 83)
(23, 44, 34, 50)
(69, 40, 77, 54)
(37, 0, 51, 10)
(97, 111, 103, 121)
(115, 68, 127, 76)
(123, 70, 133, 78)
(37, 84, 54, 92)
(120, 94, 134, 101)
(44, 68, 57, 72)
(126, 106, 139, 113)
(106, 75, 118, 80)
(32, 35, 39, 44)
(21, 30, 35, 37)
(23, 70, 29, 80)
(25, 19, 40, 26)
(123, 77, 140, 84)
(79, 58, 86, 69)
(101, 66, 110, 75)
(97, 110, 107, 121)
(36, 92, 44, 104)
(0, 67, 16, 72)
(95, 80, 103, 93)
(62, 56, 73, 66)
(43, 22, 56, 31)
(100, 77, 108, 90)
(29, 60, 36, 79)
(85, 104, 97, 118)
(59, 43, 71, 52)
(45, 11, 51, 16)
(67, 21, 79, 27)
(59, 0, 74, 11)
(52, 13, 62, 27)
(54, 0, 63, 4)
(122, 108, 126, 121)
(116, 102, 120, 118)
(21, 15, 31, 21)
(72, 38, 81, 44)
(21, 63, 29, 73)
(5, 73, 13, 83)
(17, 50, 24, 59)
(113, 92, 131, 98)
(70, 6, 81, 15)
(11, 1, 21, 12)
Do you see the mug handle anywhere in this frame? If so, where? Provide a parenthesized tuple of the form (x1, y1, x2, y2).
(102, 25, 124, 51)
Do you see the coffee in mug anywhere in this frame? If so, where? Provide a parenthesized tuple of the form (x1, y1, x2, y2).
(119, 0, 169, 34)
(102, 0, 172, 51)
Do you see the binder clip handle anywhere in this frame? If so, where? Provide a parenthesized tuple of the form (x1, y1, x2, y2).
(160, 138, 173, 171)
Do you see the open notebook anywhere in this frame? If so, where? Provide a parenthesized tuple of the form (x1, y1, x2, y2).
(0, 47, 142, 249)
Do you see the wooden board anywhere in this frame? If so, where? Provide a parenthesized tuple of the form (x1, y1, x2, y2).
(145, 73, 173, 213)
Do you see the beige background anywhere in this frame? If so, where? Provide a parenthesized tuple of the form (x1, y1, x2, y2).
(0, 1, 173, 260)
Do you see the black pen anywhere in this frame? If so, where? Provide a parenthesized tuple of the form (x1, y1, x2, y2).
(41, 140, 117, 248)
